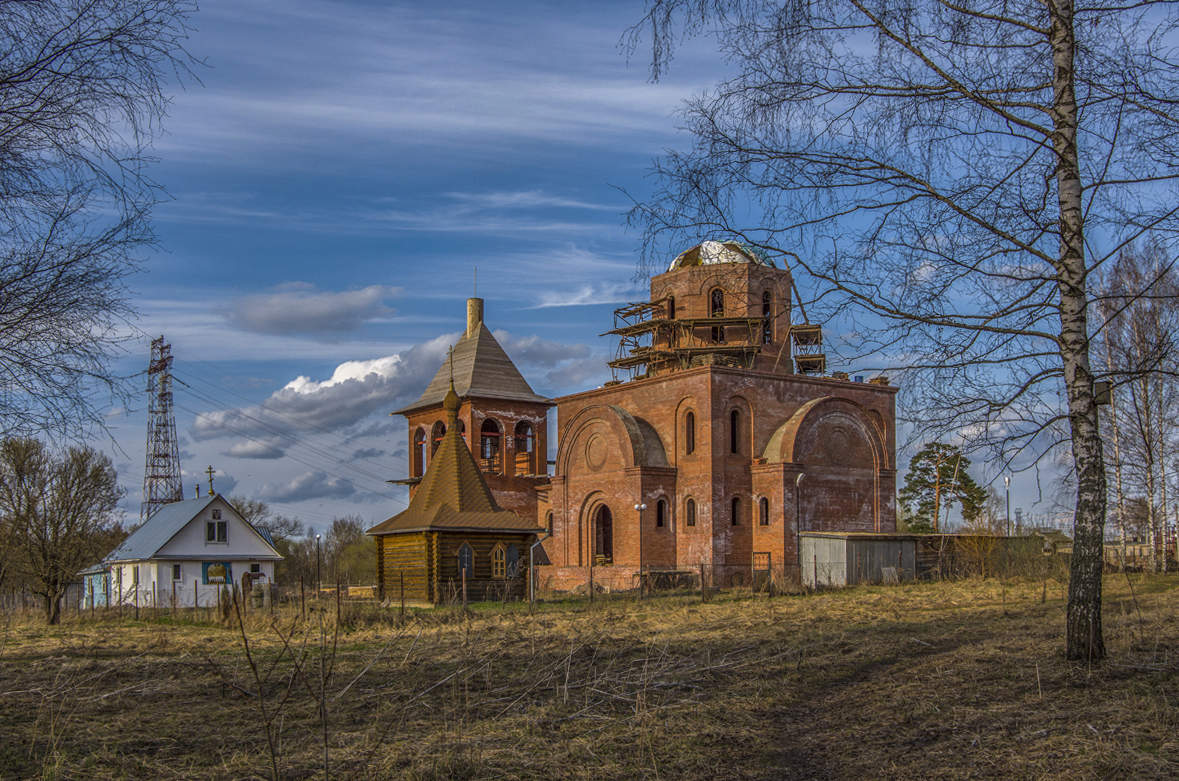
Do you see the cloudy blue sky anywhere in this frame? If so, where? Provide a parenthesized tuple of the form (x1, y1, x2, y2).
(102, 0, 725, 531)
(105, 0, 1053, 533)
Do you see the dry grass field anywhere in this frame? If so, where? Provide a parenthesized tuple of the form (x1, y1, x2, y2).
(1, 575, 1177, 780)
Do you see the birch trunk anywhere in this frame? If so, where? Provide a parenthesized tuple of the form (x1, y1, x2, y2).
(1050, 0, 1106, 661)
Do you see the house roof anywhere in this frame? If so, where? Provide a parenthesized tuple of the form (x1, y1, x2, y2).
(104, 495, 281, 562)
(370, 383, 542, 536)
(395, 322, 550, 414)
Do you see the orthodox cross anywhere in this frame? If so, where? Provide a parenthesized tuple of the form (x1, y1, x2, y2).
(205, 464, 216, 496)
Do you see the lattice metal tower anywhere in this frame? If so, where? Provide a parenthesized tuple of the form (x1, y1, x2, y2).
(141, 336, 184, 524)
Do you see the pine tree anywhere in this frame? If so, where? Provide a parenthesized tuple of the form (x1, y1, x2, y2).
(899, 443, 986, 533)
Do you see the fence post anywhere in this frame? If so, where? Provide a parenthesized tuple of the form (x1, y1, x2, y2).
(171, 581, 177, 618)
(133, 568, 140, 621)
(813, 554, 818, 590)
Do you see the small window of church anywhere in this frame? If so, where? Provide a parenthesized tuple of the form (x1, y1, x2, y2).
(710, 288, 725, 343)
(212, 509, 221, 520)
(431, 421, 446, 455)
(759, 497, 770, 526)
(762, 291, 772, 344)
(731, 496, 741, 526)
(457, 543, 473, 577)
(545, 511, 554, 534)
(413, 428, 427, 476)
(685, 498, 696, 527)
(480, 419, 502, 470)
(656, 499, 667, 528)
(685, 411, 695, 454)
(172, 564, 181, 580)
(667, 296, 676, 319)
(730, 409, 740, 454)
(515, 421, 535, 475)
(491, 543, 506, 579)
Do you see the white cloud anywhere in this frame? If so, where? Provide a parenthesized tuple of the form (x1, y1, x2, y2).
(225, 440, 286, 459)
(532, 281, 643, 308)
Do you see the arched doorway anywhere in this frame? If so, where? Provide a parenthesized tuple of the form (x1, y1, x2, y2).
(593, 505, 613, 564)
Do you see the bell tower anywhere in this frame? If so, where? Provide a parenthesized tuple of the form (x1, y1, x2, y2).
(394, 298, 552, 522)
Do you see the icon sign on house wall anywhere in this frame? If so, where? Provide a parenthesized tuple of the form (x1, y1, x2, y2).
(206, 563, 227, 584)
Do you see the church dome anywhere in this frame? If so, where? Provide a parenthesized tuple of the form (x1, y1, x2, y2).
(668, 240, 776, 271)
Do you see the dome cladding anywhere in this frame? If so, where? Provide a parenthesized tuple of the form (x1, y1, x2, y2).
(668, 240, 776, 271)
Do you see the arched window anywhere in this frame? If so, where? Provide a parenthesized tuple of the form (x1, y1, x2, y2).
(730, 409, 740, 454)
(431, 421, 446, 455)
(759, 496, 770, 526)
(413, 428, 427, 476)
(480, 418, 501, 471)
(710, 288, 725, 343)
(656, 499, 667, 528)
(514, 421, 535, 475)
(667, 296, 676, 319)
(685, 411, 695, 454)
(545, 511, 554, 534)
(731, 496, 741, 526)
(459, 419, 466, 442)
(457, 543, 473, 577)
(491, 543, 506, 579)
(685, 498, 696, 527)
(762, 290, 773, 344)
(594, 505, 613, 563)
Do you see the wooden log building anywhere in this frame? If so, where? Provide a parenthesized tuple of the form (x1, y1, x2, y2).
(367, 379, 542, 604)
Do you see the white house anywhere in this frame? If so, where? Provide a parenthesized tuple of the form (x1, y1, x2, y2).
(104, 493, 282, 608)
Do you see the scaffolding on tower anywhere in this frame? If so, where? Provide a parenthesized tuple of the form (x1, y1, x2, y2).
(141, 336, 183, 524)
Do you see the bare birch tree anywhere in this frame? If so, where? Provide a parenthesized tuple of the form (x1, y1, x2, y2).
(0, 0, 197, 439)
(627, 0, 1179, 659)
(1095, 245, 1179, 572)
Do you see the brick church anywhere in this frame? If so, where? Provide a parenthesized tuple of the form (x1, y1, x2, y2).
(383, 239, 896, 593)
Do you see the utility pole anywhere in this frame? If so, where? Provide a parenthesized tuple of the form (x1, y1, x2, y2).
(1004, 475, 1011, 537)
(141, 337, 183, 524)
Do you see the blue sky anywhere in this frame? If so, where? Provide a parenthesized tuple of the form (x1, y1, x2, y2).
(104, 0, 1054, 533)
(103, 0, 727, 532)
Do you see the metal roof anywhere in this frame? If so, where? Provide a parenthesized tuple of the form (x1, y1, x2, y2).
(396, 323, 550, 414)
(668, 240, 777, 271)
(104, 495, 280, 562)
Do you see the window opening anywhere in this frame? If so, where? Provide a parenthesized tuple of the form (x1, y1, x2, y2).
(730, 409, 740, 454)
(656, 499, 667, 528)
(413, 428, 427, 475)
(594, 505, 613, 563)
(506, 544, 520, 578)
(667, 296, 676, 319)
(515, 421, 535, 475)
(731, 496, 741, 526)
(545, 511, 554, 534)
(480, 419, 502, 471)
(212, 508, 222, 520)
(250, 563, 261, 574)
(686, 499, 696, 527)
(759, 497, 770, 525)
(492, 543, 507, 579)
(431, 421, 446, 455)
(710, 288, 725, 342)
(206, 521, 227, 543)
(685, 411, 695, 454)
(172, 564, 181, 580)
(457, 543, 474, 577)
(762, 290, 773, 344)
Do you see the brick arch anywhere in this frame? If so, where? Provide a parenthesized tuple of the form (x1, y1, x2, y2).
(762, 396, 888, 532)
(762, 396, 889, 470)
(556, 404, 668, 476)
